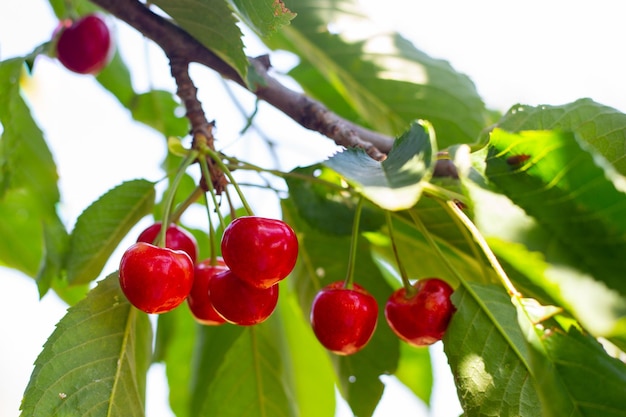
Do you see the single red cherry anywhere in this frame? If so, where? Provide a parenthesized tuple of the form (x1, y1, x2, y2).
(221, 216, 298, 289)
(137, 222, 198, 264)
(187, 258, 228, 326)
(119, 242, 194, 314)
(55, 14, 114, 75)
(310, 281, 378, 355)
(208, 269, 279, 326)
(384, 278, 455, 347)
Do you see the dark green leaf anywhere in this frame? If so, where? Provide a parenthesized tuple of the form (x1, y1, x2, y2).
(66, 179, 156, 285)
(194, 319, 297, 417)
(285, 164, 385, 235)
(491, 98, 626, 175)
(517, 308, 626, 417)
(324, 121, 436, 211)
(229, 0, 295, 37)
(283, 198, 399, 417)
(486, 129, 626, 298)
(151, 0, 248, 79)
(268, 0, 488, 145)
(36, 213, 70, 298)
(443, 283, 541, 417)
(20, 274, 153, 417)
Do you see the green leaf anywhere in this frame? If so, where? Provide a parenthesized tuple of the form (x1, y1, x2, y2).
(285, 164, 385, 235)
(36, 213, 70, 298)
(153, 306, 197, 417)
(0, 57, 60, 276)
(151, 0, 248, 80)
(229, 0, 295, 37)
(394, 344, 432, 406)
(491, 98, 626, 175)
(0, 58, 58, 206)
(278, 290, 336, 417)
(130, 90, 189, 137)
(282, 198, 399, 417)
(268, 0, 488, 145)
(66, 179, 156, 285)
(20, 274, 153, 417)
(96, 50, 136, 108)
(443, 283, 541, 416)
(485, 129, 626, 298)
(194, 319, 297, 417)
(324, 121, 436, 211)
(517, 308, 626, 417)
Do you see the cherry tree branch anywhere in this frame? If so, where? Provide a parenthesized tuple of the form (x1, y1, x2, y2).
(88, 0, 393, 160)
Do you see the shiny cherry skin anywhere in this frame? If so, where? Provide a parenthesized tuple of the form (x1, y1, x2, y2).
(208, 269, 279, 326)
(137, 222, 198, 264)
(384, 278, 455, 347)
(55, 14, 113, 74)
(221, 216, 298, 289)
(187, 258, 228, 325)
(310, 281, 378, 355)
(119, 242, 194, 314)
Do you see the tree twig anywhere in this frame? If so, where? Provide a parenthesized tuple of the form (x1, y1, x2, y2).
(88, 0, 394, 160)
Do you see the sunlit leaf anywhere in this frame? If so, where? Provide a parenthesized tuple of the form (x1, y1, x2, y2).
(324, 121, 436, 211)
(486, 129, 626, 298)
(66, 179, 156, 285)
(490, 98, 626, 175)
(268, 0, 488, 145)
(443, 283, 541, 416)
(20, 274, 153, 417)
(151, 0, 248, 79)
(229, 0, 295, 37)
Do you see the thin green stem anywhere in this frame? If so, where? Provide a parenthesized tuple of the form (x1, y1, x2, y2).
(170, 185, 203, 224)
(442, 200, 521, 297)
(202, 192, 218, 264)
(385, 211, 416, 297)
(422, 182, 468, 206)
(201, 146, 254, 216)
(343, 197, 364, 289)
(198, 156, 227, 231)
(158, 150, 199, 247)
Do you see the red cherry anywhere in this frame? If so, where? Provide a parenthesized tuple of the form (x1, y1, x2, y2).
(187, 258, 228, 326)
(137, 222, 198, 264)
(310, 281, 378, 355)
(208, 269, 279, 326)
(384, 278, 455, 347)
(119, 242, 194, 314)
(221, 216, 298, 289)
(55, 14, 113, 75)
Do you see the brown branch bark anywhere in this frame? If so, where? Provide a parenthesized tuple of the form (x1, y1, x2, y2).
(89, 0, 394, 160)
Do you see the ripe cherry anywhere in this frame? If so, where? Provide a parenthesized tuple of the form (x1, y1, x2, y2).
(137, 222, 198, 264)
(208, 269, 279, 326)
(384, 278, 455, 347)
(310, 281, 378, 355)
(221, 216, 298, 289)
(119, 242, 194, 314)
(55, 14, 113, 75)
(187, 258, 228, 326)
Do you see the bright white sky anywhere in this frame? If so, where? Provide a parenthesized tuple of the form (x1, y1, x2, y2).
(1, 1, 625, 416)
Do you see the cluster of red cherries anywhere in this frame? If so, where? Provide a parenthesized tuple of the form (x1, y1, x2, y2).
(311, 277, 455, 355)
(119, 216, 299, 326)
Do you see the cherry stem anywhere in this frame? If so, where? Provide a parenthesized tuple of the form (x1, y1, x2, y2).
(343, 196, 364, 290)
(198, 155, 227, 232)
(385, 211, 417, 298)
(200, 145, 255, 216)
(157, 149, 199, 247)
(169, 185, 204, 224)
(441, 200, 521, 298)
(202, 192, 218, 265)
